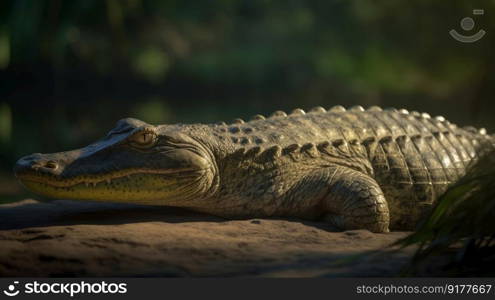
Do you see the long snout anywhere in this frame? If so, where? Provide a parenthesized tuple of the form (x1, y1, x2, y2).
(14, 153, 62, 178)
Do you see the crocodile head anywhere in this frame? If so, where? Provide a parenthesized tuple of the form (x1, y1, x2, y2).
(14, 118, 218, 206)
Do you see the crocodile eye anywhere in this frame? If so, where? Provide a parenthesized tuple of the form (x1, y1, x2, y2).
(128, 129, 157, 148)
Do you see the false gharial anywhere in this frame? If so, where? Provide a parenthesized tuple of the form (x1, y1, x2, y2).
(14, 106, 495, 233)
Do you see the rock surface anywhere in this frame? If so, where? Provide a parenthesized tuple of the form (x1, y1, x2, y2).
(0, 200, 414, 277)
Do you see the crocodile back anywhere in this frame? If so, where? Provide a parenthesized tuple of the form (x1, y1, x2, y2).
(308, 108, 493, 229)
(212, 107, 494, 229)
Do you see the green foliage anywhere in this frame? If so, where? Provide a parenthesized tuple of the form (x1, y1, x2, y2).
(399, 151, 495, 276)
(1, 0, 495, 190)
(1, 0, 493, 93)
(132, 48, 170, 82)
(132, 98, 171, 124)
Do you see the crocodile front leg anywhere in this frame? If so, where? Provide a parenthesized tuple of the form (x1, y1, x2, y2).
(320, 167, 390, 233)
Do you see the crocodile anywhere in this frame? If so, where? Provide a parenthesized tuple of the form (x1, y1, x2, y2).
(14, 105, 495, 232)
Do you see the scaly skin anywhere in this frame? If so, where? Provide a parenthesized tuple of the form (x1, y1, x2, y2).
(14, 106, 495, 232)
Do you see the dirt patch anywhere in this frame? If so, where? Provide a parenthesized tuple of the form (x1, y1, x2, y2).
(0, 199, 414, 277)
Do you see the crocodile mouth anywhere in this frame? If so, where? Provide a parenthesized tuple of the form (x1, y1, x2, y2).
(16, 167, 204, 188)
(16, 167, 210, 204)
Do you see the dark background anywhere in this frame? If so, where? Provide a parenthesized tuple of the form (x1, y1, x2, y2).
(0, 0, 494, 203)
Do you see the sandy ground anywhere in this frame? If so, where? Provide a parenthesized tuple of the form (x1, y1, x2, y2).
(0, 199, 416, 277)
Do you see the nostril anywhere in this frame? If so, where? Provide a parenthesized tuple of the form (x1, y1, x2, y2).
(44, 161, 58, 170)
(14, 155, 60, 175)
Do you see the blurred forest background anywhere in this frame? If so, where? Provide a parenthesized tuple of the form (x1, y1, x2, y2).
(0, 0, 494, 202)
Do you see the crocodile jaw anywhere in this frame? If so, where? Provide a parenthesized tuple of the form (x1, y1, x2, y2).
(13, 118, 218, 206)
(17, 170, 205, 205)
